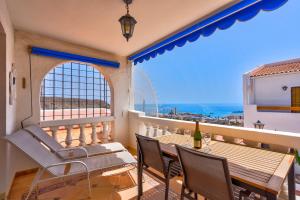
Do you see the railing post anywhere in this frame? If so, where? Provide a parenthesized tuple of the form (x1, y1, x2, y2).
(91, 123, 98, 144)
(153, 125, 159, 137)
(146, 123, 151, 137)
(223, 136, 235, 144)
(138, 122, 145, 135)
(103, 121, 110, 142)
(107, 122, 112, 141)
(184, 129, 192, 136)
(65, 125, 73, 147)
(171, 128, 178, 134)
(162, 126, 168, 135)
(51, 126, 59, 142)
(79, 124, 86, 146)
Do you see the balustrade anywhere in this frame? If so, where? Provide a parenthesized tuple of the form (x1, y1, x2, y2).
(40, 116, 114, 147)
(128, 110, 300, 152)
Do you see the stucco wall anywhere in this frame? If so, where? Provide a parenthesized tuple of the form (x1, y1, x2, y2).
(0, 0, 19, 196)
(14, 30, 132, 142)
(0, 29, 133, 196)
(243, 72, 300, 132)
(244, 105, 300, 132)
(252, 73, 300, 106)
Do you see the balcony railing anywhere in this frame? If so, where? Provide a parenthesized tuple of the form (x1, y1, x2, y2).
(40, 116, 114, 147)
(128, 110, 300, 153)
(257, 106, 300, 113)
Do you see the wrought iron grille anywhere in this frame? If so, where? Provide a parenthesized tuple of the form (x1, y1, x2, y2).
(40, 62, 111, 121)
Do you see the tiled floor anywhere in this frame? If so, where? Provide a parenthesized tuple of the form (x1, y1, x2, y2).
(9, 165, 300, 200)
(8, 167, 186, 200)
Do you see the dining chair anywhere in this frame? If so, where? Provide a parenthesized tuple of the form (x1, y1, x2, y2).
(136, 134, 181, 200)
(175, 145, 253, 200)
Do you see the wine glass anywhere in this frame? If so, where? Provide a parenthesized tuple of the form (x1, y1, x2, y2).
(203, 133, 211, 152)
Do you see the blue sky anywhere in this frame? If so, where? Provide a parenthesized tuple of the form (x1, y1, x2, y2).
(135, 0, 300, 105)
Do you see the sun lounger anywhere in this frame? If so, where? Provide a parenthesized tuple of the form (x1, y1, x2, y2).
(24, 125, 126, 159)
(5, 130, 136, 200)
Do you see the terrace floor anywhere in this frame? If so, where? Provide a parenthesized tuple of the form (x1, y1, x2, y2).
(9, 162, 300, 200)
(9, 167, 185, 200)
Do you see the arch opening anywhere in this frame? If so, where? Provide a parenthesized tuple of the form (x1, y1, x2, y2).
(40, 62, 112, 121)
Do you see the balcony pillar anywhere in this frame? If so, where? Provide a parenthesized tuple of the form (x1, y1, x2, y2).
(91, 123, 98, 144)
(65, 125, 73, 147)
(79, 124, 86, 146)
(51, 126, 59, 142)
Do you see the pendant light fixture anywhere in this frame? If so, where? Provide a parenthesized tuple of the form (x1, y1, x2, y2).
(119, 0, 137, 41)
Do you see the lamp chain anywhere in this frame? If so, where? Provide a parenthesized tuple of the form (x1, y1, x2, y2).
(126, 2, 129, 14)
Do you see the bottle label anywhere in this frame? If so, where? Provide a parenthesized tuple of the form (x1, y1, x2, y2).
(194, 140, 201, 149)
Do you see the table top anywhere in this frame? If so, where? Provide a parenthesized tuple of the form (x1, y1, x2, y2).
(156, 134, 295, 195)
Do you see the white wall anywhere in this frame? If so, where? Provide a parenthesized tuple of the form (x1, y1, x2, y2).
(0, 0, 17, 136)
(0, 28, 133, 196)
(244, 105, 300, 133)
(0, 0, 19, 196)
(243, 72, 300, 132)
(14, 30, 132, 143)
(253, 73, 300, 106)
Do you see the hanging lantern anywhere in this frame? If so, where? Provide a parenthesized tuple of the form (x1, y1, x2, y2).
(119, 0, 137, 41)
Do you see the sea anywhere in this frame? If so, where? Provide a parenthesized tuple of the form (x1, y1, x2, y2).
(135, 103, 243, 118)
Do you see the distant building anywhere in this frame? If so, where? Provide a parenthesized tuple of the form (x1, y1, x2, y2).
(243, 58, 300, 133)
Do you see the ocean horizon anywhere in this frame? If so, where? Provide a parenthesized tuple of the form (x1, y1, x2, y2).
(135, 103, 243, 118)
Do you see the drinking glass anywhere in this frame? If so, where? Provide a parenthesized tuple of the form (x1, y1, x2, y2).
(203, 133, 211, 152)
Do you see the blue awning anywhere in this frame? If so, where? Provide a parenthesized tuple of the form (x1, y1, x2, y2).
(31, 46, 120, 68)
(129, 0, 288, 65)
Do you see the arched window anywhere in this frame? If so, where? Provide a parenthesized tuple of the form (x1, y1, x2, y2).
(40, 62, 111, 121)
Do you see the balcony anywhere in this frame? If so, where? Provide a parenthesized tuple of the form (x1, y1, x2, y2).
(1, 0, 299, 199)
(7, 111, 300, 200)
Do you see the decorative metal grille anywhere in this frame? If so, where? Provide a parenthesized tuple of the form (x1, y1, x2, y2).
(40, 62, 111, 121)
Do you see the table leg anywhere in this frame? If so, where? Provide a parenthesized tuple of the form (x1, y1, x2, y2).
(288, 163, 296, 200)
(137, 147, 143, 199)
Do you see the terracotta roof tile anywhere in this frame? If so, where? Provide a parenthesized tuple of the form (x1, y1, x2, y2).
(250, 58, 300, 77)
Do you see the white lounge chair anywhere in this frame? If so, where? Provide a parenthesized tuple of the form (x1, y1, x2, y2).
(24, 125, 126, 159)
(5, 130, 137, 200)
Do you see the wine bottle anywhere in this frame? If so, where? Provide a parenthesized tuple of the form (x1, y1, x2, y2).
(193, 121, 202, 149)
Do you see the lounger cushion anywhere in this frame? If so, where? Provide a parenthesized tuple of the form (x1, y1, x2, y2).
(53, 151, 137, 176)
(6, 130, 136, 176)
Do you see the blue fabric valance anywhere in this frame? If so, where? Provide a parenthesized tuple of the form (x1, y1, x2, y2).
(129, 0, 288, 65)
(31, 46, 120, 68)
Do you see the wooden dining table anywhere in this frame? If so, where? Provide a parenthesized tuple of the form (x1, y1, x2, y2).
(138, 134, 296, 200)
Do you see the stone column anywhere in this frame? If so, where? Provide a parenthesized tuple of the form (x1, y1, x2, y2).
(79, 124, 86, 146)
(65, 125, 73, 147)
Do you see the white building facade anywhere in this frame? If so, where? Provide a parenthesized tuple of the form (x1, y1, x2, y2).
(243, 58, 300, 133)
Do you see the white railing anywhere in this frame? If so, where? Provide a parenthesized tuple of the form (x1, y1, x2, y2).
(128, 110, 300, 151)
(40, 116, 114, 147)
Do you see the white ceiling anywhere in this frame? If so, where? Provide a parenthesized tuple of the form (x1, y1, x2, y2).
(6, 0, 238, 56)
